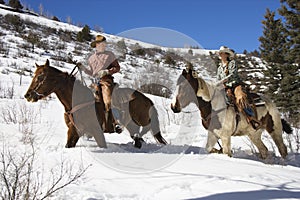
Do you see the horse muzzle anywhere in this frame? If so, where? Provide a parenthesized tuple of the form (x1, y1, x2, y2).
(24, 91, 41, 102)
(170, 103, 181, 113)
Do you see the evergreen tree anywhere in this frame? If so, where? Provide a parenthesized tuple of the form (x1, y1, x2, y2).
(259, 2, 300, 127)
(259, 8, 287, 101)
(8, 0, 23, 10)
(25, 31, 40, 52)
(278, 0, 300, 126)
(77, 25, 92, 42)
(278, 0, 300, 64)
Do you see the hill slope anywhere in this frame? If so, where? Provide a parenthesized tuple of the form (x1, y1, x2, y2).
(0, 6, 299, 200)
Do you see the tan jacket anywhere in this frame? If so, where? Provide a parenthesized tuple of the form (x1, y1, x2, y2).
(84, 51, 120, 77)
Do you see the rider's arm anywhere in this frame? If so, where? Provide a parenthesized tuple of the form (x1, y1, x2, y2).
(226, 60, 240, 85)
(108, 59, 120, 75)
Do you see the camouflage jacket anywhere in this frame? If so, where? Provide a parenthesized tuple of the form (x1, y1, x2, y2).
(217, 60, 241, 87)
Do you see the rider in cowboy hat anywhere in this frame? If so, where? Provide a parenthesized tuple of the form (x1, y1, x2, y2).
(217, 46, 261, 130)
(78, 34, 122, 133)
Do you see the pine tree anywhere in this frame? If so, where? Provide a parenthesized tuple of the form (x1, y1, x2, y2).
(259, 9, 286, 104)
(8, 0, 23, 10)
(77, 25, 92, 42)
(278, 0, 300, 126)
(278, 0, 300, 64)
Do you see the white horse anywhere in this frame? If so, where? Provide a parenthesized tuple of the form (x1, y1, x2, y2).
(171, 68, 293, 159)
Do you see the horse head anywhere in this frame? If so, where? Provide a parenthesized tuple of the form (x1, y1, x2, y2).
(24, 59, 63, 102)
(171, 67, 199, 113)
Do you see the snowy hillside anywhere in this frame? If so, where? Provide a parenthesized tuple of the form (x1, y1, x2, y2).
(0, 6, 300, 200)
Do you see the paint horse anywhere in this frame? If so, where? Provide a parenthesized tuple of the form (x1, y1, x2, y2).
(171, 67, 292, 159)
(24, 60, 167, 148)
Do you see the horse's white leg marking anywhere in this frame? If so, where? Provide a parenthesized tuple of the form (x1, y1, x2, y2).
(220, 135, 232, 157)
(206, 131, 219, 152)
(171, 86, 179, 107)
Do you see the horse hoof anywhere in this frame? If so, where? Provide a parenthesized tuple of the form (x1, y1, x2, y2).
(209, 148, 223, 154)
(115, 125, 123, 134)
(133, 138, 143, 149)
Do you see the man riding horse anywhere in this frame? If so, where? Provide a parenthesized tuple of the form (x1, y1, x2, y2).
(217, 46, 260, 130)
(78, 35, 121, 133)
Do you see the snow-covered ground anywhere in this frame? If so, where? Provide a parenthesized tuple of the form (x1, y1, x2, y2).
(1, 69, 300, 200)
(0, 6, 300, 200)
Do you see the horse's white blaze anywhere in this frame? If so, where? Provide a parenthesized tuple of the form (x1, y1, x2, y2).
(196, 78, 211, 101)
(171, 86, 179, 107)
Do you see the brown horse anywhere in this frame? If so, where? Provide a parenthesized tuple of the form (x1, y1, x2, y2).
(111, 85, 167, 148)
(171, 68, 292, 159)
(24, 59, 167, 148)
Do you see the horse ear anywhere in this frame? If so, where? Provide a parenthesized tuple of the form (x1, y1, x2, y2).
(45, 59, 50, 67)
(35, 63, 39, 68)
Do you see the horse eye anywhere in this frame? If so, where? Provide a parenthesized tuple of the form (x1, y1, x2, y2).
(37, 74, 44, 81)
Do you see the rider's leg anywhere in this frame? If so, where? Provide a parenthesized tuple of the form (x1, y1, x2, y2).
(234, 85, 261, 130)
(101, 81, 115, 133)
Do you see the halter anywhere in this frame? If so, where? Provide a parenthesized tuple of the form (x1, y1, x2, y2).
(30, 72, 48, 98)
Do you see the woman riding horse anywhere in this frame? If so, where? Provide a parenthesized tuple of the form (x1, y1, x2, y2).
(217, 46, 260, 130)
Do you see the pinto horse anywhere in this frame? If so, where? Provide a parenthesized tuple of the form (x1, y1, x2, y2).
(24, 59, 167, 148)
(171, 68, 292, 159)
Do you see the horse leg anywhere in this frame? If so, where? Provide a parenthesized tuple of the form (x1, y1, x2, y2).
(206, 131, 222, 153)
(268, 130, 287, 158)
(248, 131, 268, 159)
(91, 128, 107, 148)
(220, 135, 232, 157)
(127, 121, 143, 148)
(65, 125, 79, 148)
(266, 124, 288, 158)
(148, 108, 167, 145)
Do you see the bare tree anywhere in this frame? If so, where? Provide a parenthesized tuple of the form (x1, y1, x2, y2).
(66, 16, 72, 25)
(38, 3, 44, 16)
(0, 144, 90, 200)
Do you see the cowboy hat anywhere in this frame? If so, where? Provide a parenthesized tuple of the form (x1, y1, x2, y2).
(91, 35, 106, 48)
(219, 46, 234, 58)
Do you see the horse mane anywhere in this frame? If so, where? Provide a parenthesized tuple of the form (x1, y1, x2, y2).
(47, 65, 79, 85)
(196, 77, 215, 102)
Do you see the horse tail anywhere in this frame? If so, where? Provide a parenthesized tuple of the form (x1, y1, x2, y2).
(154, 132, 168, 145)
(281, 118, 293, 134)
(149, 106, 168, 145)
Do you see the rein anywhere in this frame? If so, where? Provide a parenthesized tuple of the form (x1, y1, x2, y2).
(65, 65, 94, 130)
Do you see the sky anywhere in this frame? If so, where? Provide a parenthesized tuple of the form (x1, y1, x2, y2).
(21, 0, 281, 53)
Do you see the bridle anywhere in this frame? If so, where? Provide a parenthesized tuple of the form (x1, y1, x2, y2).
(29, 72, 49, 99)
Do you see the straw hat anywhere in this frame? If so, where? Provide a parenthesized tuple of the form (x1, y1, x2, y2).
(91, 35, 106, 48)
(219, 46, 234, 58)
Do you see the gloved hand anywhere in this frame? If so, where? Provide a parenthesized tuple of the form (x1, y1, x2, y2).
(76, 62, 83, 69)
(98, 69, 110, 78)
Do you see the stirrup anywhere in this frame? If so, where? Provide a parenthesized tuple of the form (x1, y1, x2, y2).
(250, 119, 261, 130)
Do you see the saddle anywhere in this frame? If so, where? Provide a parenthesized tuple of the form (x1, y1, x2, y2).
(226, 86, 263, 130)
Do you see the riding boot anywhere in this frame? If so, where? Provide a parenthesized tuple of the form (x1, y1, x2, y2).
(247, 115, 261, 130)
(105, 109, 115, 133)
